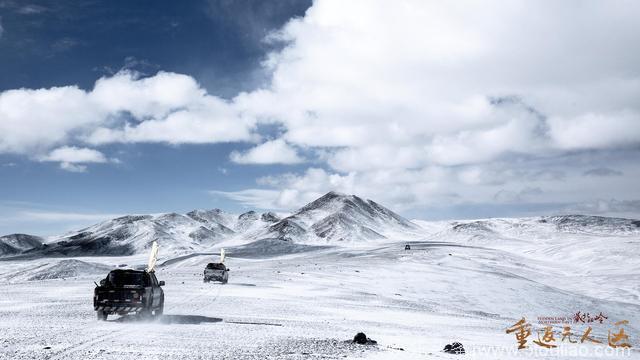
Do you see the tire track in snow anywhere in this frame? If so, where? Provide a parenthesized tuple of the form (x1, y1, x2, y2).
(46, 325, 134, 360)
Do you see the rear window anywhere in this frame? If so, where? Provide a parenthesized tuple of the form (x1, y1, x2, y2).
(206, 263, 226, 270)
(108, 271, 148, 287)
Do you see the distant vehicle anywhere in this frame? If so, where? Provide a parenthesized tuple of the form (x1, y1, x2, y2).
(94, 241, 165, 320)
(204, 248, 229, 284)
(204, 263, 229, 283)
(405, 244, 411, 250)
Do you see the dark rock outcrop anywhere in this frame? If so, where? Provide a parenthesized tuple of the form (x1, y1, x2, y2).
(442, 342, 465, 354)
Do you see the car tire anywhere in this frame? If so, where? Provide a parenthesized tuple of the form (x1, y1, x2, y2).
(97, 311, 107, 321)
(155, 297, 164, 317)
(139, 308, 152, 319)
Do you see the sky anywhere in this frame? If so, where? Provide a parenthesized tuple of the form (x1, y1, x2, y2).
(1, 0, 640, 236)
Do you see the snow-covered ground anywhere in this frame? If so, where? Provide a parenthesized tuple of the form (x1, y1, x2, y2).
(1, 216, 639, 359)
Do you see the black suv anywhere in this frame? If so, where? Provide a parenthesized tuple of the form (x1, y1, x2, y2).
(94, 269, 165, 320)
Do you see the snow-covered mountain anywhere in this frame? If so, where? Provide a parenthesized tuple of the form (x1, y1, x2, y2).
(2, 192, 639, 259)
(38, 211, 238, 256)
(0, 192, 419, 257)
(0, 234, 44, 256)
(251, 191, 420, 243)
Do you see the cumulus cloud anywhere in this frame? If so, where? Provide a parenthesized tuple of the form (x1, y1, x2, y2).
(2, 0, 640, 216)
(548, 111, 640, 150)
(230, 139, 303, 165)
(0, 71, 255, 157)
(38, 146, 114, 172)
(0, 85, 97, 155)
(40, 146, 107, 163)
(236, 0, 640, 163)
(219, 0, 640, 214)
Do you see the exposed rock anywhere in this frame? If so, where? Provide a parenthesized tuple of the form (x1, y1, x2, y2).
(442, 342, 465, 354)
(542, 215, 640, 234)
(268, 219, 307, 241)
(186, 209, 234, 228)
(236, 211, 259, 231)
(312, 213, 384, 242)
(261, 212, 280, 223)
(451, 221, 494, 234)
(353, 332, 377, 345)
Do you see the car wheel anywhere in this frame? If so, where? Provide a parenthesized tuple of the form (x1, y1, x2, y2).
(155, 297, 164, 316)
(139, 308, 152, 319)
(97, 311, 107, 321)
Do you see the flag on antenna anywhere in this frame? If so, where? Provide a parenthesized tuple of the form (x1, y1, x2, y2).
(147, 241, 159, 272)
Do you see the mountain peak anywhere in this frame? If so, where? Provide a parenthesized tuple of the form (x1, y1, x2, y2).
(325, 190, 347, 197)
(273, 192, 419, 243)
(298, 191, 354, 213)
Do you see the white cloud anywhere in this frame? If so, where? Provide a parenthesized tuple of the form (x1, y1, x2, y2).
(90, 71, 204, 119)
(58, 163, 87, 173)
(0, 71, 255, 157)
(220, 0, 640, 214)
(41, 146, 108, 163)
(83, 71, 256, 145)
(38, 146, 114, 172)
(0, 86, 101, 155)
(230, 139, 303, 165)
(2, 0, 640, 216)
(548, 111, 640, 150)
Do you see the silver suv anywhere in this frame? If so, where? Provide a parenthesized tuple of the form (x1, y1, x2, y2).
(203, 263, 229, 283)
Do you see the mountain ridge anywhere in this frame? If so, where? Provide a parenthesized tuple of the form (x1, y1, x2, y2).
(2, 194, 639, 259)
(1, 192, 419, 258)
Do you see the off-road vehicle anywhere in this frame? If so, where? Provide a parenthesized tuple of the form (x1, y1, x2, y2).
(203, 262, 229, 283)
(93, 241, 165, 320)
(94, 269, 165, 320)
(203, 248, 229, 283)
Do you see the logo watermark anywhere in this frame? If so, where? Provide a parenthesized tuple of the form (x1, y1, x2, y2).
(467, 344, 632, 358)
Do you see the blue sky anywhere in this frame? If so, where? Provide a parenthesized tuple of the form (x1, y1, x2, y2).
(0, 0, 312, 234)
(1, 0, 640, 235)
